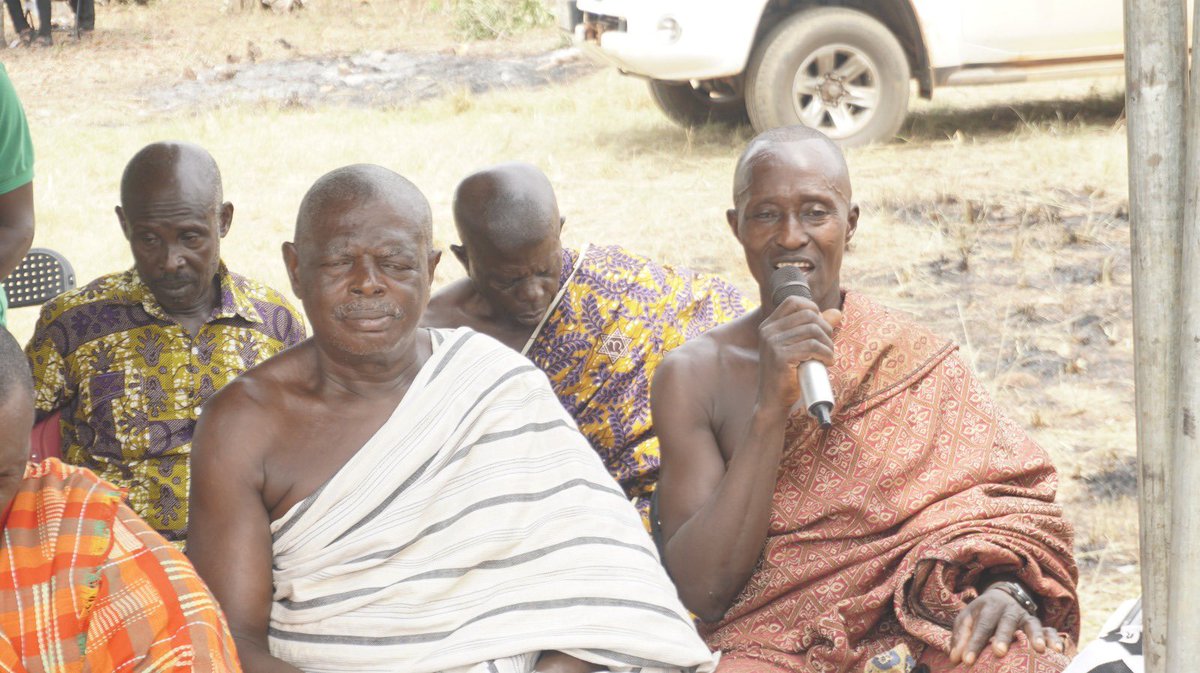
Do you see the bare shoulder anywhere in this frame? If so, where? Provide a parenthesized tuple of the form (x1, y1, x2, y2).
(662, 312, 759, 375)
(197, 342, 315, 457)
(656, 313, 754, 411)
(422, 279, 473, 327)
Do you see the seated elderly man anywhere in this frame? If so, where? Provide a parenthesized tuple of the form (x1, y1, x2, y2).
(186, 164, 716, 673)
(423, 162, 749, 522)
(24, 141, 305, 547)
(651, 126, 1079, 673)
(0, 326, 240, 670)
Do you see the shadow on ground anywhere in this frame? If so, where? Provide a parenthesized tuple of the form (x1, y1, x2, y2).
(603, 90, 1126, 155)
(900, 92, 1127, 142)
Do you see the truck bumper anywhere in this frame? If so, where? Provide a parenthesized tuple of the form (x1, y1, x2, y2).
(562, 0, 763, 81)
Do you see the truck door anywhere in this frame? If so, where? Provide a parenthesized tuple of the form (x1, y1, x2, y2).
(957, 0, 1123, 64)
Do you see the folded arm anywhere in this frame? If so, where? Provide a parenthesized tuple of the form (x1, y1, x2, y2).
(896, 392, 1079, 666)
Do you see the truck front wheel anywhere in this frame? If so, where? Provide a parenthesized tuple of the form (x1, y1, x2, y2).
(649, 79, 750, 128)
(746, 7, 910, 147)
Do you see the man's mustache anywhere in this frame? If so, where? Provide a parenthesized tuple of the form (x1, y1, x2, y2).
(156, 274, 197, 289)
(333, 300, 404, 320)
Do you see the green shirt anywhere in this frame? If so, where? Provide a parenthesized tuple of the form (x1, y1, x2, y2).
(0, 63, 35, 327)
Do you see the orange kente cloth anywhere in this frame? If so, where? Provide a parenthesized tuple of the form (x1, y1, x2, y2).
(0, 459, 240, 672)
(705, 291, 1079, 673)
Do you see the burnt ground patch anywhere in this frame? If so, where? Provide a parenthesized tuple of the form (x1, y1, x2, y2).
(143, 47, 596, 112)
(867, 189, 1131, 387)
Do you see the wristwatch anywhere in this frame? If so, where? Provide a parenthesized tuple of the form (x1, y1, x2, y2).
(989, 580, 1039, 616)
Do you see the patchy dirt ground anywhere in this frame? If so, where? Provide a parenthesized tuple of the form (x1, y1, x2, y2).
(882, 189, 1130, 379)
(144, 47, 596, 111)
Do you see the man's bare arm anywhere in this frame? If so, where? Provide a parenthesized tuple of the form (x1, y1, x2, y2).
(0, 182, 34, 281)
(188, 385, 303, 673)
(655, 298, 838, 622)
(654, 352, 789, 622)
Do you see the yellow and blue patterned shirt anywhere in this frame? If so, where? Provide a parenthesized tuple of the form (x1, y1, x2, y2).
(525, 245, 751, 523)
(25, 264, 306, 546)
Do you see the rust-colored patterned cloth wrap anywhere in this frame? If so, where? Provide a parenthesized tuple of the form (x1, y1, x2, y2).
(705, 291, 1079, 673)
(0, 459, 241, 672)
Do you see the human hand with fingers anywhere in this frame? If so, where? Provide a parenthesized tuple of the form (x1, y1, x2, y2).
(756, 295, 842, 412)
(949, 583, 1066, 666)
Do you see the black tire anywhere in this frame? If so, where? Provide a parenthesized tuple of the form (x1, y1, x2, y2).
(648, 79, 750, 128)
(745, 7, 910, 147)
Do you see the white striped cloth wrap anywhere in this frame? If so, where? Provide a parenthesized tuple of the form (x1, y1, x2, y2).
(268, 327, 717, 673)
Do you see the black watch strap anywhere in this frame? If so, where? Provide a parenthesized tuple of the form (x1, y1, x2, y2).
(989, 580, 1038, 616)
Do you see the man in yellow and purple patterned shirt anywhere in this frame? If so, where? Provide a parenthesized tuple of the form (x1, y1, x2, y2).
(24, 141, 305, 547)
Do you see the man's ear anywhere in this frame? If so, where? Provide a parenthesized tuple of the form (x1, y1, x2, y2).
(450, 244, 469, 272)
(116, 206, 130, 240)
(218, 202, 234, 238)
(427, 248, 442, 283)
(558, 215, 566, 233)
(846, 204, 859, 245)
(282, 242, 301, 297)
(726, 208, 740, 239)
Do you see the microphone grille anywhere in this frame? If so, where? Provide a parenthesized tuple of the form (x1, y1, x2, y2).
(770, 266, 812, 306)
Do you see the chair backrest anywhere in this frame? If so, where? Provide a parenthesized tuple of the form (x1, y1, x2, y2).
(2, 248, 76, 308)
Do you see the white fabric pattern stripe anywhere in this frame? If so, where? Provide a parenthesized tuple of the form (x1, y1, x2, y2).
(268, 327, 716, 673)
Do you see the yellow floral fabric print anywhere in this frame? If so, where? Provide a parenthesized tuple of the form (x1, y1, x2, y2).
(525, 245, 750, 524)
(25, 265, 305, 547)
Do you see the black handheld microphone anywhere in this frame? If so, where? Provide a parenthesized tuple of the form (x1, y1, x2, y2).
(769, 266, 835, 428)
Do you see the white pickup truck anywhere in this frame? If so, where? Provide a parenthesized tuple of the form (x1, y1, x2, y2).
(558, 1, 1124, 146)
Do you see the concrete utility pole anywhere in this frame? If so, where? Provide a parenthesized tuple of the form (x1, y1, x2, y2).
(1169, 0, 1200, 667)
(1123, 0, 1187, 670)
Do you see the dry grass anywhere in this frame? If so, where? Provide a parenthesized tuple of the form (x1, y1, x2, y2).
(4, 0, 1135, 642)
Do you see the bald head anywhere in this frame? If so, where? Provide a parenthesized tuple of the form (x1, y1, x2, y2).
(453, 162, 561, 254)
(120, 141, 223, 211)
(285, 165, 440, 358)
(732, 126, 851, 205)
(294, 164, 433, 254)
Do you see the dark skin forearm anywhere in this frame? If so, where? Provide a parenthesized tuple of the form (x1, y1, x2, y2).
(663, 403, 790, 621)
(188, 392, 301, 673)
(233, 636, 304, 673)
(0, 182, 35, 280)
(660, 300, 840, 622)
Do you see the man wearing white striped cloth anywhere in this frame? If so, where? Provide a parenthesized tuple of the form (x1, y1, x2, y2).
(185, 164, 716, 673)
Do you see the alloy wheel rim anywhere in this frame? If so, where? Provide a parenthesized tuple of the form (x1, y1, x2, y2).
(791, 43, 881, 139)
